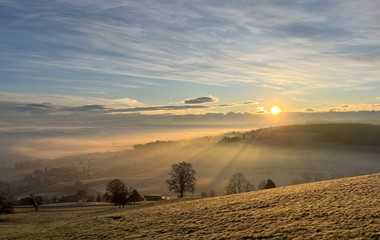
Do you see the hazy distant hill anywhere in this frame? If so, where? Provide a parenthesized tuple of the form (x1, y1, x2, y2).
(221, 123, 379, 146)
(260, 123, 380, 146)
(2, 123, 380, 199)
(1, 174, 379, 239)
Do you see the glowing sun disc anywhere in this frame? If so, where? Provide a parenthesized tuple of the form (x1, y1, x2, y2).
(270, 105, 281, 115)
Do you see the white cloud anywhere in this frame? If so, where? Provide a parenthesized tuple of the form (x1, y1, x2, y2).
(184, 96, 220, 104)
(0, 92, 142, 109)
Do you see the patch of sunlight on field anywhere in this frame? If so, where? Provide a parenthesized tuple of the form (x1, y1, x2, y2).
(1, 174, 379, 239)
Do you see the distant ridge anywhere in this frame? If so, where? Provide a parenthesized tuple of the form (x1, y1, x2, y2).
(249, 123, 380, 146)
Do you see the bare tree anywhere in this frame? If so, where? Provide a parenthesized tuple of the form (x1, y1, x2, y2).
(225, 172, 255, 195)
(29, 194, 43, 211)
(106, 179, 128, 207)
(166, 162, 196, 198)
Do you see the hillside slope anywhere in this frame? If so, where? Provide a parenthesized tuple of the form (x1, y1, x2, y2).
(1, 174, 379, 239)
(261, 123, 380, 146)
(234, 123, 380, 147)
(5, 123, 380, 197)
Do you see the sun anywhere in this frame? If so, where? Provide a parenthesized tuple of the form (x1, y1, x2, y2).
(270, 105, 281, 115)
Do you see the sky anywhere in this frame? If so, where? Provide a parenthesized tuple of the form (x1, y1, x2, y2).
(1, 0, 380, 116)
(1, 0, 380, 160)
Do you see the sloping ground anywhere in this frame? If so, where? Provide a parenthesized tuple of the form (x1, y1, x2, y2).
(2, 174, 379, 239)
(258, 123, 380, 146)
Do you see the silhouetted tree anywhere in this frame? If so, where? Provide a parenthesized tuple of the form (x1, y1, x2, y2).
(0, 196, 13, 214)
(209, 189, 217, 197)
(263, 179, 276, 189)
(106, 179, 128, 207)
(29, 194, 43, 211)
(128, 189, 142, 204)
(166, 162, 196, 198)
(225, 172, 255, 195)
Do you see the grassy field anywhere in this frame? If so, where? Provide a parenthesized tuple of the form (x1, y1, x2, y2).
(1, 174, 379, 239)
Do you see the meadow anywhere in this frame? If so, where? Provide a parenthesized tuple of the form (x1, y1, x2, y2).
(1, 173, 379, 239)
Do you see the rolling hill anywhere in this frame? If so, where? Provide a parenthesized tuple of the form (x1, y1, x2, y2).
(1, 173, 379, 239)
(2, 123, 380, 199)
(247, 123, 380, 146)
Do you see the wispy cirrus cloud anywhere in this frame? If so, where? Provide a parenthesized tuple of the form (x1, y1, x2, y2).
(110, 105, 208, 113)
(109, 99, 260, 114)
(1, 0, 380, 110)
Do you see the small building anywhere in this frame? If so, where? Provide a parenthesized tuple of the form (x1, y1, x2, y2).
(143, 195, 167, 201)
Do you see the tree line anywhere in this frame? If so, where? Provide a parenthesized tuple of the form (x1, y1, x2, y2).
(165, 162, 276, 197)
(101, 161, 276, 208)
(1, 161, 276, 212)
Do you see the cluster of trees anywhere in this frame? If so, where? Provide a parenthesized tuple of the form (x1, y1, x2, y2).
(0, 181, 15, 204)
(225, 173, 255, 194)
(134, 140, 179, 151)
(0, 196, 13, 214)
(14, 159, 47, 169)
(2, 161, 278, 213)
(105, 179, 143, 207)
(224, 173, 276, 194)
(10, 180, 144, 211)
(219, 136, 242, 144)
(165, 162, 276, 198)
(4, 166, 98, 198)
(13, 167, 89, 192)
(0, 180, 143, 212)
